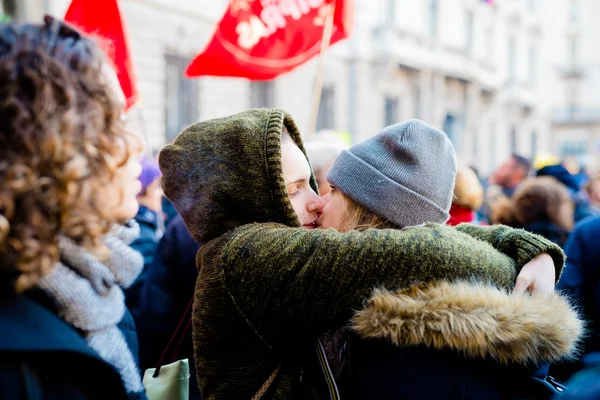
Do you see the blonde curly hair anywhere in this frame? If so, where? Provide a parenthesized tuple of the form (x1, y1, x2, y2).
(0, 20, 137, 294)
(453, 167, 484, 211)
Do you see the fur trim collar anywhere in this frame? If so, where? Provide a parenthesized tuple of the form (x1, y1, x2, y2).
(351, 281, 583, 365)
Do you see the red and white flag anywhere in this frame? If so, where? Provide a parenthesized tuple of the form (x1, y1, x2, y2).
(65, 0, 139, 109)
(186, 0, 354, 80)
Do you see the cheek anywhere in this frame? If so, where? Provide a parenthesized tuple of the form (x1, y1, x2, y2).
(289, 196, 306, 219)
(326, 197, 347, 229)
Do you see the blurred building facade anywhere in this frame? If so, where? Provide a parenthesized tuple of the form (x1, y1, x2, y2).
(544, 0, 600, 172)
(4, 0, 600, 175)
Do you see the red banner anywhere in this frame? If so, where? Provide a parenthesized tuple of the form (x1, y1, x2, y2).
(65, 0, 139, 109)
(186, 0, 354, 80)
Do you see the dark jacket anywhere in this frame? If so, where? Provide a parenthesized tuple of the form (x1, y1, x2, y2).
(126, 205, 161, 321)
(0, 295, 128, 400)
(537, 165, 599, 223)
(159, 109, 566, 400)
(524, 220, 571, 249)
(557, 216, 600, 355)
(349, 281, 582, 400)
(136, 214, 202, 399)
(556, 353, 600, 400)
(572, 191, 599, 223)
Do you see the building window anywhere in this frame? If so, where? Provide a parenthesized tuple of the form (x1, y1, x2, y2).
(250, 81, 275, 108)
(568, 84, 578, 115)
(443, 114, 458, 146)
(510, 126, 517, 153)
(485, 25, 494, 63)
(570, 0, 578, 24)
(386, 0, 396, 26)
(568, 37, 579, 65)
(529, 45, 537, 84)
(316, 85, 335, 131)
(165, 54, 199, 143)
(560, 141, 586, 156)
(489, 121, 497, 170)
(429, 0, 438, 39)
(413, 87, 421, 119)
(465, 10, 474, 54)
(465, 10, 474, 55)
(472, 126, 479, 156)
(384, 97, 399, 127)
(1, 0, 17, 19)
(508, 37, 516, 82)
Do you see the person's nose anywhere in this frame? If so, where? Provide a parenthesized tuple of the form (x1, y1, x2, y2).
(307, 189, 324, 214)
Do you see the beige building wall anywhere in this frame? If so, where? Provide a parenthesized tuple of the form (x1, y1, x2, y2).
(10, 0, 575, 176)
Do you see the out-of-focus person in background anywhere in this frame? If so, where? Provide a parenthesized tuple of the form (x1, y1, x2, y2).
(137, 214, 202, 400)
(448, 166, 486, 226)
(304, 132, 348, 196)
(554, 214, 600, 382)
(490, 176, 574, 248)
(126, 155, 163, 322)
(0, 18, 147, 400)
(585, 175, 600, 209)
(537, 164, 599, 223)
(489, 153, 531, 198)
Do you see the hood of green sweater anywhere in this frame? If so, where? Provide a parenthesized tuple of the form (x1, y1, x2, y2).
(159, 108, 317, 243)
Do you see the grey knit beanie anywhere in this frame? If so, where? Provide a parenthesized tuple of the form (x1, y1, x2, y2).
(327, 119, 457, 228)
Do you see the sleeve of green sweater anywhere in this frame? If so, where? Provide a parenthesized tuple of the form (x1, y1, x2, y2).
(454, 223, 565, 282)
(220, 222, 539, 348)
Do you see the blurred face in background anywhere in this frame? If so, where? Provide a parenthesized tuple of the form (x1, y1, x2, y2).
(587, 178, 600, 205)
(313, 160, 335, 197)
(491, 157, 525, 188)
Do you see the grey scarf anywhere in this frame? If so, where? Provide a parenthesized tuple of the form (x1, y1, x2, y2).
(37, 220, 145, 394)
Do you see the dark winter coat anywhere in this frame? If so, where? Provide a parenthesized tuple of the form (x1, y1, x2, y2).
(557, 216, 600, 355)
(0, 294, 128, 400)
(524, 220, 571, 249)
(537, 165, 599, 223)
(159, 108, 565, 400)
(136, 214, 202, 399)
(125, 205, 161, 321)
(556, 353, 600, 400)
(349, 281, 582, 400)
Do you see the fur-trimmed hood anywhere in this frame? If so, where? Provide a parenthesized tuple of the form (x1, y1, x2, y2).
(352, 281, 584, 365)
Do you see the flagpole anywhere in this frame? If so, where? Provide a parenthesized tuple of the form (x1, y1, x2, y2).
(306, 2, 336, 140)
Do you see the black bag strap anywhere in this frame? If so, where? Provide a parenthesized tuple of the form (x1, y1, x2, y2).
(316, 337, 341, 400)
(152, 296, 194, 378)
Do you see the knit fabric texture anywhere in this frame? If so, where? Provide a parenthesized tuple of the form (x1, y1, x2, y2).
(159, 108, 316, 243)
(158, 109, 566, 400)
(327, 119, 456, 228)
(37, 221, 145, 396)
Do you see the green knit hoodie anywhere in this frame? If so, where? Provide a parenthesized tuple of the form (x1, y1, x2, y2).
(159, 109, 564, 400)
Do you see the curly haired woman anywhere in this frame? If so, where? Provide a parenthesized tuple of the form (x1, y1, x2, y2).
(0, 18, 147, 400)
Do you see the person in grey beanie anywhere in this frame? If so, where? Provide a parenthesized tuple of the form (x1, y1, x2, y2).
(319, 119, 455, 230)
(316, 119, 577, 399)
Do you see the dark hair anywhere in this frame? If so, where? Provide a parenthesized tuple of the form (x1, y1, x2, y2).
(0, 19, 135, 294)
(512, 154, 532, 177)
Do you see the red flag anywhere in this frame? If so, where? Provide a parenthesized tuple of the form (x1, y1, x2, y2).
(65, 0, 139, 109)
(186, 0, 354, 80)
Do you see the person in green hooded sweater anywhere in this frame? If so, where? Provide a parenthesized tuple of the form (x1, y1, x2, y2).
(158, 109, 564, 400)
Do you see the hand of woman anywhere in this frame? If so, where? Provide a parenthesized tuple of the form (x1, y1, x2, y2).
(513, 253, 556, 295)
